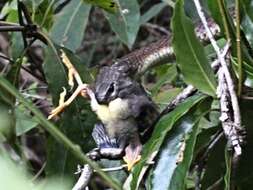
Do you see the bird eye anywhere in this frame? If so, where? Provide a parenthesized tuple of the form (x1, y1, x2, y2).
(107, 82, 115, 95)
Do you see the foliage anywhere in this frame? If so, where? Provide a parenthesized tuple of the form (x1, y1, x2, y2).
(0, 0, 253, 189)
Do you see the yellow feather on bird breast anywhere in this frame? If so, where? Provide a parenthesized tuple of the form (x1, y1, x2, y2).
(96, 98, 130, 124)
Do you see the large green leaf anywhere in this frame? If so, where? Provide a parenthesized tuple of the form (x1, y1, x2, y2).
(234, 100, 253, 189)
(241, 0, 253, 20)
(172, 0, 217, 96)
(43, 45, 96, 180)
(50, 1, 91, 51)
(105, 0, 140, 48)
(241, 0, 253, 49)
(128, 94, 207, 190)
(201, 137, 226, 189)
(151, 99, 211, 190)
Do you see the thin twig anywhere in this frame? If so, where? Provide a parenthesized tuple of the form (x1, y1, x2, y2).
(0, 53, 15, 63)
(0, 25, 25, 32)
(31, 162, 47, 181)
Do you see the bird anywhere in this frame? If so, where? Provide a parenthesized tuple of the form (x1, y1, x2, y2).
(87, 63, 159, 170)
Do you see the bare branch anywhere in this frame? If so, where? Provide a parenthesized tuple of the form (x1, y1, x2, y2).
(193, 0, 241, 129)
(72, 165, 93, 190)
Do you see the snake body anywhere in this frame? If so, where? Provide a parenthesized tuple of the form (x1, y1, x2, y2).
(112, 15, 222, 77)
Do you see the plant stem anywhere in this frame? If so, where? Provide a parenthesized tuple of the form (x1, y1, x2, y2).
(217, 0, 231, 41)
(235, 0, 242, 96)
(0, 75, 121, 190)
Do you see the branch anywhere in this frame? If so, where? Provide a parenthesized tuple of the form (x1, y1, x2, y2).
(193, 0, 241, 127)
(160, 85, 197, 116)
(193, 0, 243, 156)
(72, 165, 93, 190)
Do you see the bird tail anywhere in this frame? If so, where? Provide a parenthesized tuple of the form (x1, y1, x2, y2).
(92, 123, 118, 148)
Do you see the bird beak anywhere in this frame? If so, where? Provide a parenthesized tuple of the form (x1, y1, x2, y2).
(123, 145, 142, 171)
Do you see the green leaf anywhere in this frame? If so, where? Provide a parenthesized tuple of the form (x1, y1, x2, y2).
(105, 0, 140, 48)
(1, 1, 18, 22)
(23, 0, 43, 9)
(0, 156, 72, 190)
(172, 0, 217, 96)
(140, 2, 167, 25)
(232, 57, 253, 87)
(234, 100, 253, 188)
(201, 138, 226, 189)
(241, 0, 253, 21)
(83, 0, 118, 13)
(128, 94, 207, 190)
(154, 88, 182, 110)
(15, 105, 38, 136)
(0, 31, 25, 138)
(50, 1, 91, 51)
(152, 99, 210, 190)
(33, 0, 54, 30)
(0, 101, 15, 140)
(150, 64, 178, 96)
(10, 33, 25, 61)
(241, 0, 253, 49)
